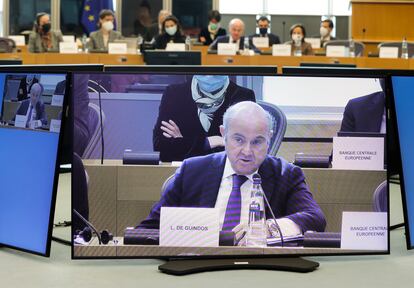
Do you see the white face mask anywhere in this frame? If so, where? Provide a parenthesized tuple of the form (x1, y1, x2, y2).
(102, 21, 114, 32)
(320, 26, 329, 37)
(292, 34, 303, 42)
(165, 25, 177, 36)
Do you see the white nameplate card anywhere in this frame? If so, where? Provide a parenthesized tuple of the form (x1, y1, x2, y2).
(272, 44, 291, 56)
(8, 35, 25, 46)
(160, 207, 219, 247)
(326, 45, 348, 57)
(332, 136, 384, 170)
(305, 38, 321, 49)
(341, 212, 387, 250)
(59, 42, 78, 54)
(49, 119, 61, 133)
(108, 43, 127, 54)
(165, 43, 186, 51)
(51, 94, 64, 107)
(217, 43, 237, 55)
(379, 47, 399, 59)
(14, 115, 27, 128)
(252, 37, 269, 48)
(62, 35, 75, 43)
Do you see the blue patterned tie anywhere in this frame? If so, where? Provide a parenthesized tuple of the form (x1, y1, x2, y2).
(222, 174, 248, 231)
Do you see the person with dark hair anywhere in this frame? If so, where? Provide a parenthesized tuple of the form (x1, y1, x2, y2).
(87, 9, 122, 51)
(144, 10, 170, 41)
(28, 12, 63, 52)
(133, 0, 153, 37)
(287, 23, 314, 55)
(154, 15, 186, 49)
(198, 10, 227, 46)
(319, 19, 336, 47)
(250, 16, 280, 47)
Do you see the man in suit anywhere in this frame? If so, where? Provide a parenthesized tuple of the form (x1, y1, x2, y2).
(14, 83, 47, 129)
(250, 16, 280, 47)
(209, 18, 259, 53)
(141, 102, 326, 242)
(87, 9, 122, 51)
(320, 19, 336, 48)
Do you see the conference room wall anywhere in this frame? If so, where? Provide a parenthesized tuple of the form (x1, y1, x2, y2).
(221, 14, 349, 43)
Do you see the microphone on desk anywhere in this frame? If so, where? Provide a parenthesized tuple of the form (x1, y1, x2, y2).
(252, 173, 285, 247)
(282, 21, 286, 43)
(73, 209, 113, 245)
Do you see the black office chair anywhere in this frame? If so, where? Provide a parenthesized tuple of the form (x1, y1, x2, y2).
(0, 37, 16, 53)
(82, 103, 106, 159)
(373, 180, 388, 212)
(73, 152, 89, 232)
(377, 42, 414, 58)
(324, 40, 365, 57)
(257, 100, 287, 156)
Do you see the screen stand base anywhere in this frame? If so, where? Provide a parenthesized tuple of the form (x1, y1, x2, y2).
(158, 257, 319, 275)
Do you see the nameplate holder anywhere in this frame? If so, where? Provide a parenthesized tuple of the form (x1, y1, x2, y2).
(14, 115, 27, 128)
(217, 43, 237, 55)
(305, 38, 321, 49)
(341, 211, 387, 250)
(160, 207, 219, 247)
(272, 44, 291, 56)
(62, 35, 76, 43)
(51, 94, 64, 107)
(8, 35, 25, 46)
(165, 43, 186, 51)
(49, 119, 61, 133)
(108, 43, 127, 54)
(326, 45, 348, 57)
(379, 47, 399, 59)
(252, 37, 269, 48)
(332, 136, 384, 170)
(59, 42, 78, 54)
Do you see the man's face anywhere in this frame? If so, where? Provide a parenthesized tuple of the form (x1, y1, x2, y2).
(321, 21, 332, 33)
(221, 113, 270, 175)
(230, 21, 244, 41)
(30, 84, 41, 106)
(258, 20, 269, 29)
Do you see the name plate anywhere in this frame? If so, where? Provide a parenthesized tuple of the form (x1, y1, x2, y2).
(305, 38, 321, 49)
(379, 47, 399, 59)
(62, 35, 75, 43)
(160, 207, 219, 247)
(332, 137, 384, 170)
(14, 115, 27, 128)
(49, 119, 61, 133)
(51, 94, 64, 107)
(8, 35, 25, 46)
(59, 42, 78, 54)
(217, 43, 237, 55)
(326, 45, 348, 57)
(166, 43, 186, 51)
(272, 44, 291, 56)
(108, 43, 127, 54)
(252, 37, 269, 48)
(341, 212, 387, 250)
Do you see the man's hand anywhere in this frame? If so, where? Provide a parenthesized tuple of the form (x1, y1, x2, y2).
(161, 120, 183, 138)
(232, 222, 247, 246)
(207, 136, 224, 149)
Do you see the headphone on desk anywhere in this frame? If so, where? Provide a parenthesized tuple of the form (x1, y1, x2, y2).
(76, 226, 114, 245)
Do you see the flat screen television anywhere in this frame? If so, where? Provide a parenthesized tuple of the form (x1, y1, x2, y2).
(390, 72, 414, 249)
(143, 51, 202, 65)
(71, 68, 390, 274)
(0, 70, 69, 256)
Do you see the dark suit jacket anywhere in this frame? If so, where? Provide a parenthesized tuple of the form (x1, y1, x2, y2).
(153, 79, 256, 162)
(340, 91, 385, 132)
(154, 32, 186, 49)
(138, 152, 326, 233)
(250, 33, 281, 46)
(208, 35, 260, 53)
(199, 27, 227, 45)
(15, 99, 47, 125)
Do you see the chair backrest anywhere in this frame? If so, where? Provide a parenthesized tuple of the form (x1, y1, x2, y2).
(257, 100, 287, 156)
(372, 180, 388, 212)
(73, 152, 89, 231)
(377, 42, 414, 58)
(0, 37, 16, 53)
(324, 40, 365, 57)
(82, 102, 106, 158)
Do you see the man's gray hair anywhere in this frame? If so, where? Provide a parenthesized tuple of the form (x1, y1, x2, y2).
(228, 18, 245, 30)
(222, 101, 273, 135)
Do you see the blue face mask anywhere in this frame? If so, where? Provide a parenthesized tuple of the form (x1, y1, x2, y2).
(194, 75, 229, 93)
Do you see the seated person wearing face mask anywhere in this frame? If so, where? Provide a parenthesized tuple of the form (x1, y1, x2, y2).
(153, 75, 256, 162)
(286, 23, 314, 56)
(198, 10, 227, 46)
(250, 16, 280, 47)
(87, 9, 123, 51)
(28, 12, 63, 53)
(13, 83, 47, 129)
(154, 15, 186, 49)
(318, 19, 336, 48)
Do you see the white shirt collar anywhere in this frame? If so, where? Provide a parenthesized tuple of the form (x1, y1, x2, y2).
(223, 156, 257, 183)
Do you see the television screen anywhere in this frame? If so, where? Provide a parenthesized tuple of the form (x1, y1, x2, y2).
(391, 74, 414, 249)
(72, 70, 389, 261)
(0, 71, 69, 256)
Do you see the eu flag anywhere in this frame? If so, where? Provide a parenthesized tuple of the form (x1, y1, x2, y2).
(81, 0, 114, 35)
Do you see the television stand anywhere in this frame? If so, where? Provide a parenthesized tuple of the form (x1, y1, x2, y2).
(158, 257, 319, 275)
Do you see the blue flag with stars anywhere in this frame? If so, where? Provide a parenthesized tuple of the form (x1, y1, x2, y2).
(81, 0, 114, 35)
